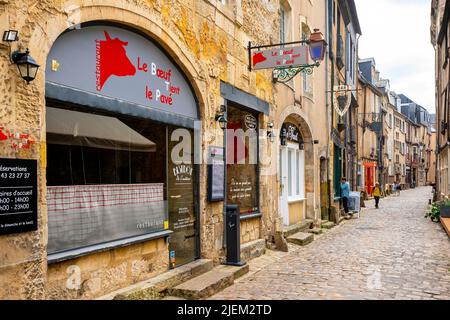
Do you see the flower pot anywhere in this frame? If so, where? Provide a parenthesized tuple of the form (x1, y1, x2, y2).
(440, 205, 450, 218)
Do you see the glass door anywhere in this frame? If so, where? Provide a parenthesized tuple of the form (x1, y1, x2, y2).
(167, 127, 198, 268)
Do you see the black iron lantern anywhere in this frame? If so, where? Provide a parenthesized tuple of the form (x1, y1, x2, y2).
(215, 112, 228, 130)
(299, 140, 305, 150)
(267, 122, 275, 143)
(12, 48, 40, 84)
(280, 128, 287, 146)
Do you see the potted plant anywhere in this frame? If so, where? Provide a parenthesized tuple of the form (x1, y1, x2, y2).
(426, 198, 450, 222)
(425, 203, 440, 222)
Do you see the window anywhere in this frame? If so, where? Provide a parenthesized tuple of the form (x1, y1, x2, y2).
(302, 24, 313, 95)
(226, 105, 259, 215)
(280, 6, 286, 43)
(280, 3, 291, 43)
(46, 106, 179, 254)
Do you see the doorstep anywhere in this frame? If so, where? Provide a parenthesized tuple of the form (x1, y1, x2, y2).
(283, 219, 314, 238)
(96, 259, 214, 300)
(166, 264, 249, 300)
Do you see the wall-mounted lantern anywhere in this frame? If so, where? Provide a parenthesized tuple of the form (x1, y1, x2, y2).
(280, 128, 287, 146)
(309, 29, 327, 64)
(3, 30, 19, 42)
(12, 48, 40, 84)
(267, 122, 275, 143)
(215, 105, 228, 130)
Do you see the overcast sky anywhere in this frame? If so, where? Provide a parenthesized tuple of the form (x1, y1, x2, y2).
(354, 0, 435, 114)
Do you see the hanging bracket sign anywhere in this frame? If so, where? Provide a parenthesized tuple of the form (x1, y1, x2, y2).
(333, 85, 352, 117)
(250, 44, 310, 71)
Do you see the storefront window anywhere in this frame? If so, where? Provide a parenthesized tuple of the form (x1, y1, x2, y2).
(46, 106, 169, 254)
(226, 105, 259, 215)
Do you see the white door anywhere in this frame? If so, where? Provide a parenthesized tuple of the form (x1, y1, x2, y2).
(280, 143, 306, 226)
(280, 146, 289, 226)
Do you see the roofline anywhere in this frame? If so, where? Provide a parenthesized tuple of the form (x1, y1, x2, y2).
(438, 0, 450, 44)
(348, 0, 362, 35)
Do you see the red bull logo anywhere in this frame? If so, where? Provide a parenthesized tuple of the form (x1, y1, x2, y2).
(95, 31, 136, 91)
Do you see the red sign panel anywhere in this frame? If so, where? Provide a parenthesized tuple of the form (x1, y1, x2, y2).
(252, 45, 309, 70)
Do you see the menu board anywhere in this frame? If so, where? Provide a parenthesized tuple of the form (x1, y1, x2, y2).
(0, 158, 38, 235)
(208, 146, 225, 202)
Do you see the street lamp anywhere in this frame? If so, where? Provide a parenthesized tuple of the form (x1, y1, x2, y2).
(11, 48, 40, 84)
(309, 29, 327, 64)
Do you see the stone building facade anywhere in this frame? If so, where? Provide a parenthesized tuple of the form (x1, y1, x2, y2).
(0, 0, 284, 299)
(325, 0, 361, 220)
(357, 60, 383, 197)
(273, 0, 326, 227)
(431, 0, 449, 198)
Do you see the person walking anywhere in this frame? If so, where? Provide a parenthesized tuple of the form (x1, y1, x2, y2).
(340, 177, 351, 216)
(373, 182, 382, 209)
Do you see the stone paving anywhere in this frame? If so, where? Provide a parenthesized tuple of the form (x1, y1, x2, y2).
(209, 187, 450, 300)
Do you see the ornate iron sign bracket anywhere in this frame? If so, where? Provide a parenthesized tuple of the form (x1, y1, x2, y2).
(272, 62, 320, 83)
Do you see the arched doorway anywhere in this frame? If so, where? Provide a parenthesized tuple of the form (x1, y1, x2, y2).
(44, 23, 201, 268)
(278, 112, 315, 226)
(279, 121, 305, 226)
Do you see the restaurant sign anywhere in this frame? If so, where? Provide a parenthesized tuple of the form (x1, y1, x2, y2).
(46, 25, 198, 120)
(282, 122, 302, 144)
(252, 45, 309, 70)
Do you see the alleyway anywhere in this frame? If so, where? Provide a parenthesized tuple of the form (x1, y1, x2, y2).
(210, 187, 450, 300)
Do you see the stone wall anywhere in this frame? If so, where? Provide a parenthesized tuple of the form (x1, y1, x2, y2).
(0, 0, 279, 299)
(46, 238, 168, 300)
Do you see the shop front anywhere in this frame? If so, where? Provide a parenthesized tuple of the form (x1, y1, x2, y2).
(44, 23, 200, 283)
(364, 161, 377, 196)
(220, 82, 269, 244)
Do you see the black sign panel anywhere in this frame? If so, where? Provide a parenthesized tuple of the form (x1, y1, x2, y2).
(0, 158, 38, 235)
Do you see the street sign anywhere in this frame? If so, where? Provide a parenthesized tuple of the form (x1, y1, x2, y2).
(252, 45, 309, 70)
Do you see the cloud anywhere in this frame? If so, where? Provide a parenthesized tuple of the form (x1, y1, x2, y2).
(355, 0, 435, 113)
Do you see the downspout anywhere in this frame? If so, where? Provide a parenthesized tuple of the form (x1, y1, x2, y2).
(325, 0, 332, 222)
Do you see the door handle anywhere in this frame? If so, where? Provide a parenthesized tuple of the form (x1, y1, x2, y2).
(170, 195, 182, 199)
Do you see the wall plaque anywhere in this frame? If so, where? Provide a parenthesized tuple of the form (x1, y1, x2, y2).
(208, 146, 225, 202)
(0, 158, 38, 235)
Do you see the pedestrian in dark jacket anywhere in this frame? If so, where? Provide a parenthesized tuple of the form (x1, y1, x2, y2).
(340, 177, 351, 216)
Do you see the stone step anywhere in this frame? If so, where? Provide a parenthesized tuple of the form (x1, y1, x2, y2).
(307, 227, 323, 235)
(283, 219, 314, 238)
(321, 221, 336, 229)
(240, 239, 266, 262)
(286, 232, 314, 246)
(97, 259, 214, 300)
(167, 264, 249, 300)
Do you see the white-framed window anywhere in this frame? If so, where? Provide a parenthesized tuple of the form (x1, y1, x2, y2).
(279, 2, 291, 44)
(302, 23, 313, 95)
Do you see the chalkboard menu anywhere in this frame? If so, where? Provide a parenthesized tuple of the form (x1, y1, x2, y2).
(0, 158, 38, 235)
(208, 146, 225, 202)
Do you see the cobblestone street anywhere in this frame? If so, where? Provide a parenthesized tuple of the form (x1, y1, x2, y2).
(210, 187, 450, 300)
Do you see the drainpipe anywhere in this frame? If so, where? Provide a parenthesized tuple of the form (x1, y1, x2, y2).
(325, 0, 332, 222)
